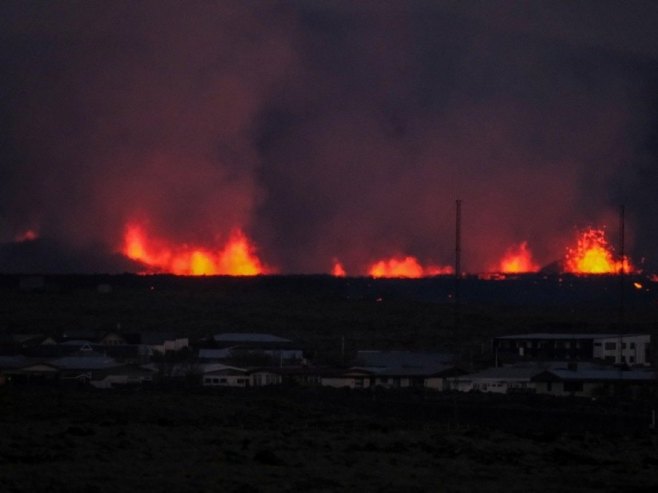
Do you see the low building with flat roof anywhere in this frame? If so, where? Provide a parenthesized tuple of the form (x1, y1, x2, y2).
(493, 333, 651, 366)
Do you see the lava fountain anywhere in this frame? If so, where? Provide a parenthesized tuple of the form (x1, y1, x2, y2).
(498, 241, 539, 273)
(122, 223, 269, 276)
(564, 227, 633, 274)
(332, 260, 347, 277)
(368, 256, 453, 278)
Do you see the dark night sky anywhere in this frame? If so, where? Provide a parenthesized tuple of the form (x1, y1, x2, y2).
(1, 0, 658, 274)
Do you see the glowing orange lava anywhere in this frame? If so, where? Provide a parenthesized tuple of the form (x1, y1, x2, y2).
(564, 227, 633, 274)
(368, 256, 453, 278)
(332, 260, 346, 277)
(498, 241, 539, 273)
(122, 223, 268, 276)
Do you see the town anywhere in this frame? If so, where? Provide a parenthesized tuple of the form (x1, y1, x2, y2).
(2, 274, 658, 492)
(1, 327, 655, 400)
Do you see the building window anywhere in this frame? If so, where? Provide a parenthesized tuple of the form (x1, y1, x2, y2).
(630, 342, 636, 349)
(604, 342, 616, 350)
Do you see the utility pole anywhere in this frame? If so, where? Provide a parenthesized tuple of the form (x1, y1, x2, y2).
(618, 204, 625, 365)
(455, 199, 462, 331)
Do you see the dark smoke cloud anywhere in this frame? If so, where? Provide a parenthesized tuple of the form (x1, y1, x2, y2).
(0, 0, 296, 247)
(0, 238, 142, 274)
(1, 0, 658, 274)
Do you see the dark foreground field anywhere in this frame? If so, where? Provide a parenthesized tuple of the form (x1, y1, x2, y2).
(3, 274, 658, 358)
(1, 387, 657, 493)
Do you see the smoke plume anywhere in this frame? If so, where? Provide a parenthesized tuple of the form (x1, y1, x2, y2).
(1, 1, 657, 273)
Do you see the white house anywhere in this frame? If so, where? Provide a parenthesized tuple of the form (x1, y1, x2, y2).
(447, 367, 543, 394)
(201, 365, 250, 387)
(249, 369, 284, 387)
(319, 364, 463, 390)
(320, 368, 375, 389)
(493, 333, 651, 366)
(90, 364, 156, 389)
(141, 333, 189, 354)
(590, 334, 651, 366)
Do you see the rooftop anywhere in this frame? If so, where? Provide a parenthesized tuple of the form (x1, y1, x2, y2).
(50, 355, 120, 370)
(213, 333, 291, 343)
(452, 367, 546, 380)
(533, 368, 656, 382)
(356, 350, 455, 369)
(495, 333, 648, 340)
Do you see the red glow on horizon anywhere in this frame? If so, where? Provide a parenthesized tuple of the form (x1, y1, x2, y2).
(368, 256, 453, 278)
(15, 229, 38, 242)
(332, 260, 346, 277)
(118, 221, 646, 277)
(122, 223, 269, 276)
(497, 241, 539, 273)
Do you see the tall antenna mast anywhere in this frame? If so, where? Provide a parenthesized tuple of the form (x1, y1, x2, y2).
(618, 204, 625, 363)
(455, 199, 462, 330)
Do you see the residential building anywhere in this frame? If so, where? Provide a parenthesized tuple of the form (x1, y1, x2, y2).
(202, 367, 250, 387)
(141, 333, 189, 353)
(447, 367, 542, 394)
(493, 333, 651, 366)
(531, 365, 657, 398)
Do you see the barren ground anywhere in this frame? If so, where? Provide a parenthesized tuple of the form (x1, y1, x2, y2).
(1, 387, 657, 493)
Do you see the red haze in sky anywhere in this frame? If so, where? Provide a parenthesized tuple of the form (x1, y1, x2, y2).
(0, 2, 656, 274)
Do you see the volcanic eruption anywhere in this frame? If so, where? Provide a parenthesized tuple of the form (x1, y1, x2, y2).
(564, 227, 633, 274)
(1, 3, 657, 276)
(496, 242, 540, 274)
(368, 256, 453, 278)
(122, 223, 270, 276)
